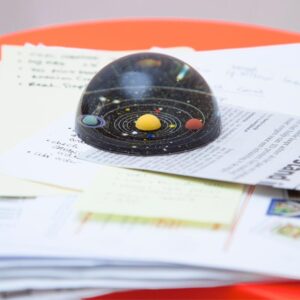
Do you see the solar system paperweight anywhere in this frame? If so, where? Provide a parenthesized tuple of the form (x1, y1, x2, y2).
(75, 52, 221, 155)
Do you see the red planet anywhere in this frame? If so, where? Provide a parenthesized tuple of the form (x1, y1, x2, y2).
(185, 118, 204, 130)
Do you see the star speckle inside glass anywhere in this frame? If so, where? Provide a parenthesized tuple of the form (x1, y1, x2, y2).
(99, 96, 107, 102)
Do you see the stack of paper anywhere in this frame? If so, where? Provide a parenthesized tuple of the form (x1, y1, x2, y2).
(0, 43, 300, 298)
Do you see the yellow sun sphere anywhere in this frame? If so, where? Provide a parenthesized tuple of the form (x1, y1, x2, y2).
(135, 114, 161, 131)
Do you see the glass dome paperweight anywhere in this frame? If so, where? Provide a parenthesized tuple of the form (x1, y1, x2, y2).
(75, 52, 221, 156)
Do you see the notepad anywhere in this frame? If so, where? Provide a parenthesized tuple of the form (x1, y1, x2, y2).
(78, 166, 244, 226)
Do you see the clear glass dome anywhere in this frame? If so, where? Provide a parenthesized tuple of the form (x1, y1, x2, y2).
(75, 52, 221, 155)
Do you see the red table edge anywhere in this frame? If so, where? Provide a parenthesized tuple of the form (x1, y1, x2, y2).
(0, 18, 300, 51)
(1, 17, 299, 39)
(86, 281, 300, 300)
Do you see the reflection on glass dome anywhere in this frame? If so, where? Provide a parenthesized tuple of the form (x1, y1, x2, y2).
(75, 52, 221, 156)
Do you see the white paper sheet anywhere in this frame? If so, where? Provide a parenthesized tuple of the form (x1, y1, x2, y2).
(189, 44, 300, 116)
(2, 103, 299, 190)
(81, 104, 300, 190)
(0, 188, 298, 279)
(0, 278, 245, 293)
(0, 196, 275, 293)
(213, 185, 300, 278)
(0, 194, 237, 258)
(0, 288, 112, 300)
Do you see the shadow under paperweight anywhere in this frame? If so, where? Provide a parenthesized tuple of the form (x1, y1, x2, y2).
(75, 52, 221, 156)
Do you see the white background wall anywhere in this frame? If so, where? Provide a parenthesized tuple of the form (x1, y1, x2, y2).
(0, 0, 300, 35)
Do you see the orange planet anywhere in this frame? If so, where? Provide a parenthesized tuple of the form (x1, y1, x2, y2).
(135, 114, 161, 131)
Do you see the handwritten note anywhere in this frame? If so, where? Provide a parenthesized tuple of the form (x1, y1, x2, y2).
(187, 43, 300, 116)
(78, 166, 244, 226)
(1, 45, 193, 91)
(0, 112, 101, 190)
(3, 43, 300, 117)
(1, 45, 132, 90)
(2, 44, 300, 118)
(0, 46, 193, 195)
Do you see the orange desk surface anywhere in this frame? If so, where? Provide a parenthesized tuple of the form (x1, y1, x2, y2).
(1, 19, 300, 300)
